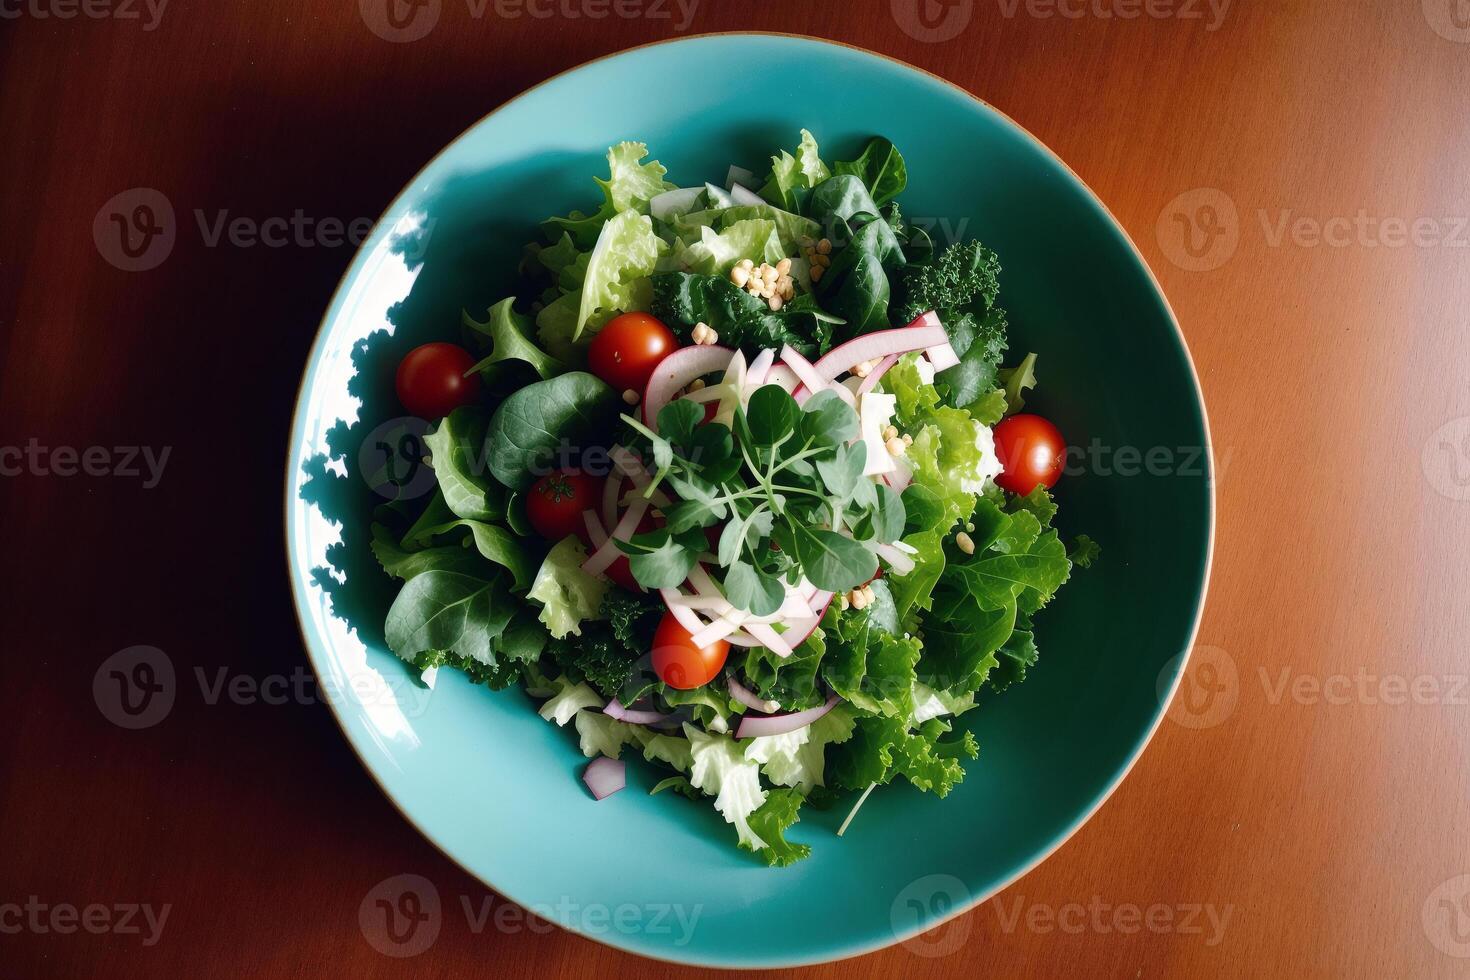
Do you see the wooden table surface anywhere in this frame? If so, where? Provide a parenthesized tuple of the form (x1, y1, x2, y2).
(4, 2, 1469, 977)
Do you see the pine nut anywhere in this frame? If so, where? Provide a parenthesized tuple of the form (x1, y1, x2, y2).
(731, 266, 750, 287)
(776, 258, 792, 275)
(956, 532, 975, 555)
(622, 389, 640, 405)
(817, 238, 832, 255)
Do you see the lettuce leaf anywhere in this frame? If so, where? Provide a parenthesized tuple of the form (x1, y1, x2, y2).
(740, 788, 811, 867)
(527, 537, 607, 639)
(828, 714, 977, 798)
(573, 208, 667, 340)
(832, 136, 907, 207)
(674, 218, 784, 276)
(757, 128, 831, 213)
(685, 723, 767, 849)
(544, 141, 674, 248)
(463, 298, 563, 381)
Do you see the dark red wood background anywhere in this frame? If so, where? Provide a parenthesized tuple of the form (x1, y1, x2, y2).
(4, 2, 1470, 977)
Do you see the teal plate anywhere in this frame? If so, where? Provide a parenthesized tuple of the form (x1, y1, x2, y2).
(285, 34, 1213, 968)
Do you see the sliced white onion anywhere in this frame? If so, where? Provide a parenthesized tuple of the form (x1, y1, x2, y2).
(660, 586, 709, 637)
(728, 676, 780, 714)
(742, 621, 794, 657)
(664, 592, 740, 611)
(603, 699, 671, 726)
(582, 756, 626, 800)
(583, 509, 608, 549)
(875, 542, 916, 575)
(643, 345, 735, 429)
(680, 384, 728, 404)
(735, 695, 840, 740)
(855, 353, 899, 398)
(691, 615, 743, 648)
(711, 349, 747, 427)
(813, 325, 949, 381)
(746, 348, 776, 387)
(582, 493, 651, 575)
(649, 186, 704, 222)
(729, 182, 766, 206)
(781, 345, 854, 407)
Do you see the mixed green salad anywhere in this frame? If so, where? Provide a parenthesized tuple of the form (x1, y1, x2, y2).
(370, 132, 1097, 866)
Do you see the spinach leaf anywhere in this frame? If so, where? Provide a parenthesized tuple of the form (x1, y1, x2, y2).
(384, 569, 519, 666)
(424, 407, 502, 521)
(832, 137, 908, 207)
(484, 371, 618, 489)
(809, 176, 907, 336)
(781, 523, 877, 594)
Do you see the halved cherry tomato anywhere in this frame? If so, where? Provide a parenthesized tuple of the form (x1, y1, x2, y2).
(395, 342, 480, 419)
(993, 413, 1066, 496)
(651, 611, 729, 690)
(525, 470, 599, 542)
(588, 312, 676, 393)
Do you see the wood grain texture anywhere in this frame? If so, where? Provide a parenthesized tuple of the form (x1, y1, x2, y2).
(3, 1, 1469, 976)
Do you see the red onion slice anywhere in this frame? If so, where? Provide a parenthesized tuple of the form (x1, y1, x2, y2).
(886, 453, 913, 492)
(603, 699, 671, 726)
(781, 345, 854, 407)
(600, 472, 622, 531)
(735, 694, 840, 740)
(813, 325, 948, 381)
(727, 676, 781, 713)
(855, 353, 899, 398)
(582, 756, 626, 800)
(764, 364, 800, 393)
(643, 345, 735, 428)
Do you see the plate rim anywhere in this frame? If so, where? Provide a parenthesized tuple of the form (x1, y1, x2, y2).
(282, 31, 1217, 969)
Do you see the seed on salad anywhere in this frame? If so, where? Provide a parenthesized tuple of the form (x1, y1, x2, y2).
(885, 436, 906, 457)
(776, 257, 792, 275)
(882, 424, 899, 441)
(768, 293, 784, 311)
(964, 521, 974, 532)
(705, 328, 719, 344)
(851, 359, 873, 378)
(738, 258, 755, 271)
(838, 593, 851, 611)
(814, 252, 832, 269)
(849, 588, 869, 610)
(731, 265, 750, 287)
(780, 278, 795, 300)
(692, 322, 715, 345)
(956, 531, 975, 555)
(810, 264, 825, 282)
(622, 388, 640, 406)
(902, 433, 913, 446)
(817, 238, 832, 255)
(688, 378, 706, 391)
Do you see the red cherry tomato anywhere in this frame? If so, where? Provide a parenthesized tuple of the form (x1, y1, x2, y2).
(396, 343, 480, 419)
(525, 470, 599, 543)
(651, 611, 729, 690)
(588, 312, 676, 393)
(993, 414, 1066, 496)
